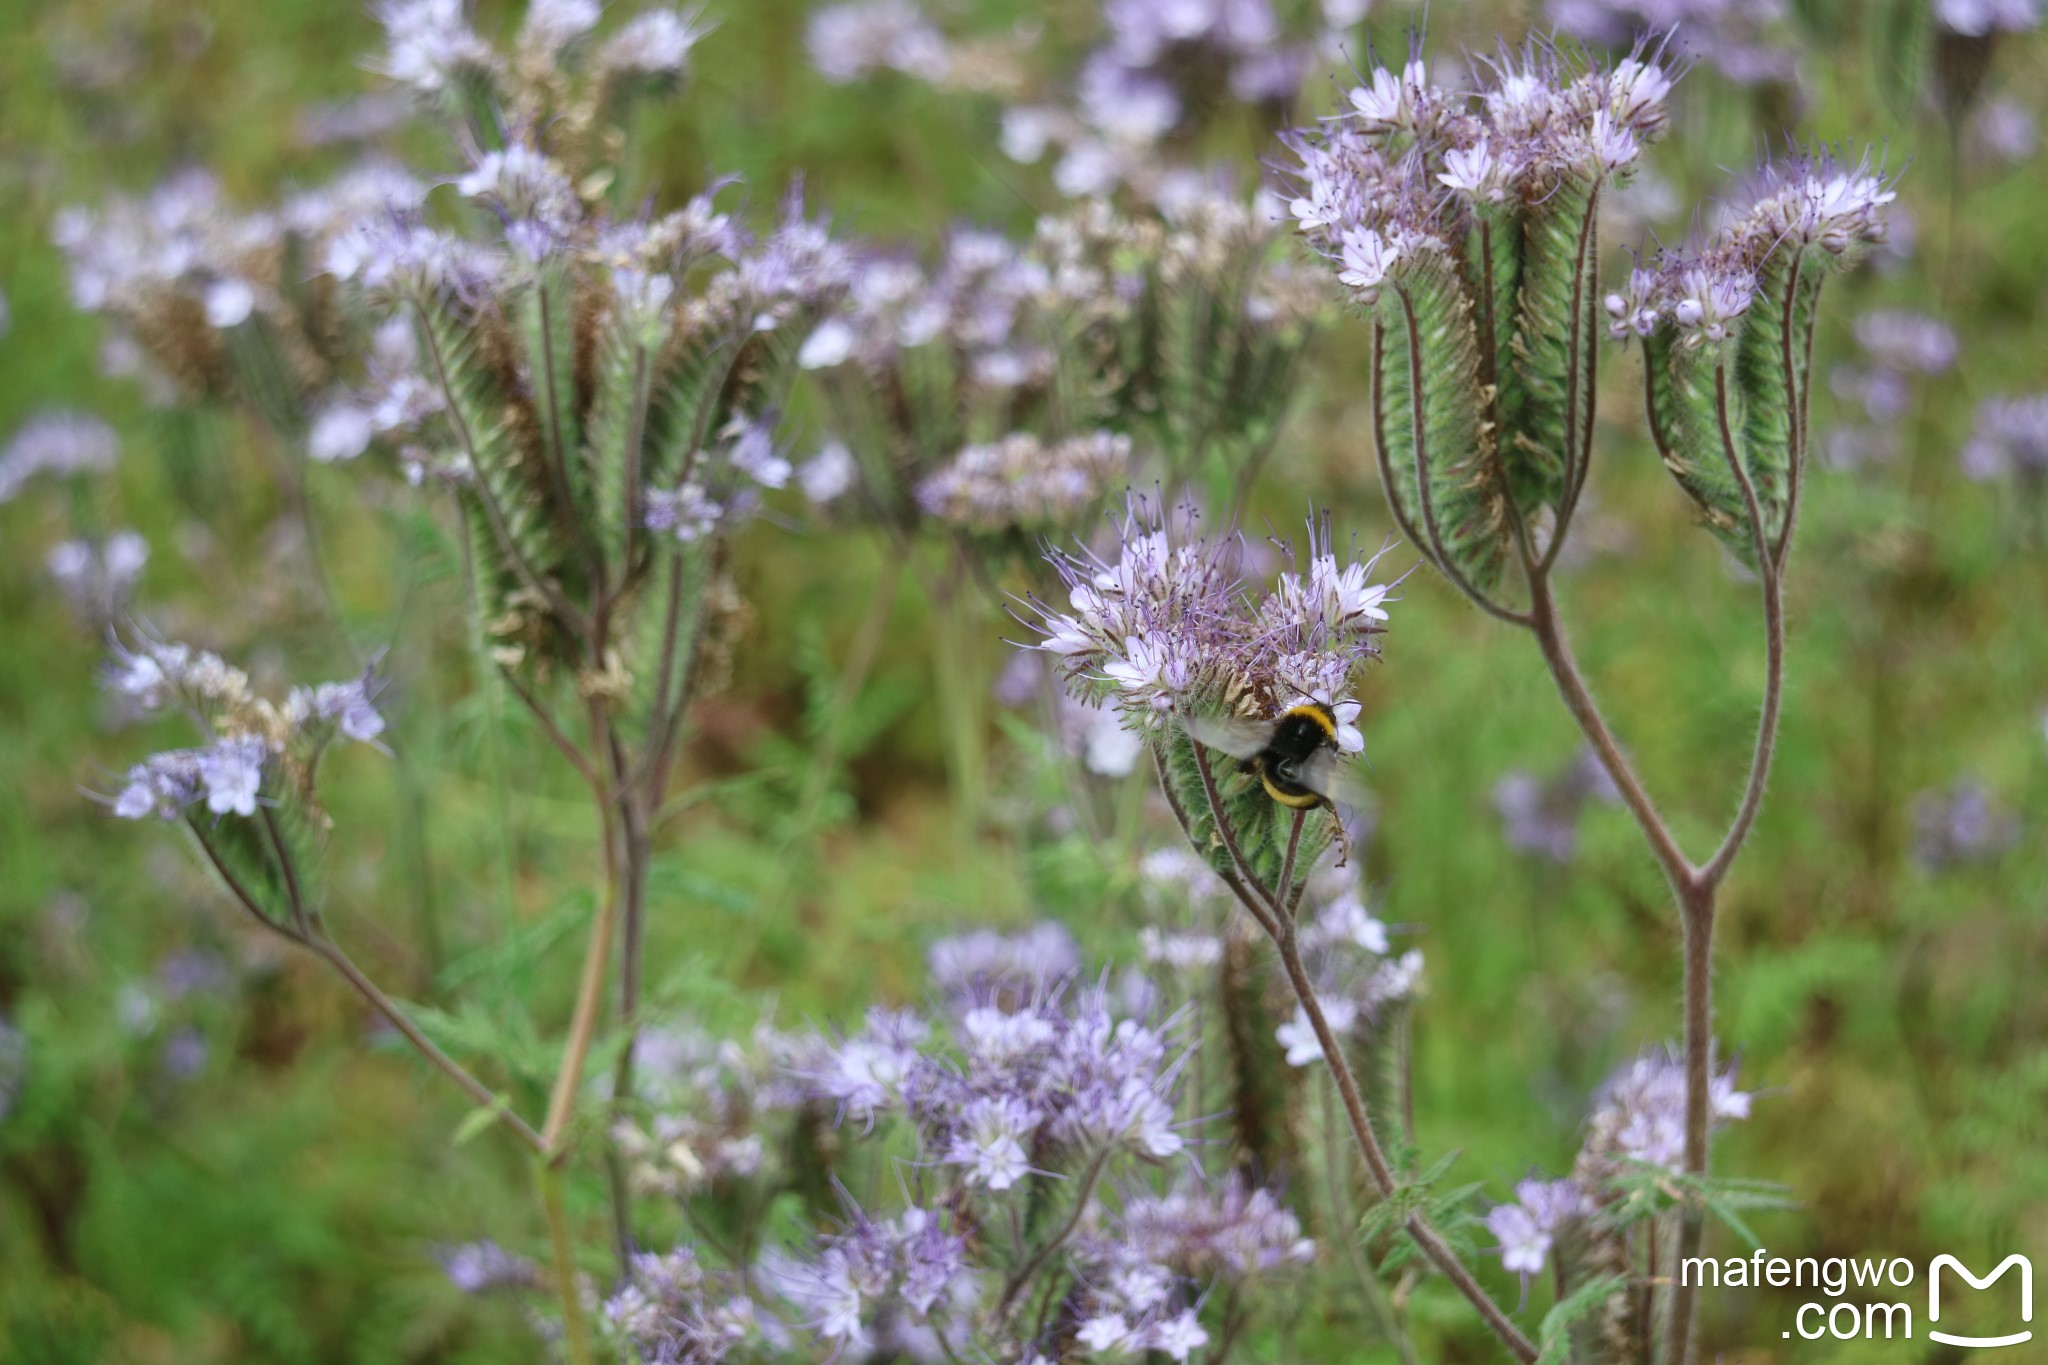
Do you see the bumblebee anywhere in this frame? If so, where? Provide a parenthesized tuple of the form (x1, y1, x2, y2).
(1182, 699, 1369, 861)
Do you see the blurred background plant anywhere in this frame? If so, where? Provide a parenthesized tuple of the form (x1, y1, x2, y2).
(1, 0, 2044, 1362)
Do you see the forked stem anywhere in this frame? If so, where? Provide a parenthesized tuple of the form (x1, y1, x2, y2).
(1178, 753, 1537, 1362)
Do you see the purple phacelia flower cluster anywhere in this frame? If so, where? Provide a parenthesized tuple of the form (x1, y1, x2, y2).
(1285, 41, 1674, 305)
(103, 639, 387, 823)
(439, 1239, 544, 1294)
(1549, 0, 1800, 88)
(1823, 309, 1958, 469)
(1934, 0, 2041, 36)
(45, 529, 149, 626)
(1487, 1048, 1751, 1277)
(997, 0, 1368, 202)
(1274, 858, 1424, 1066)
(807, 0, 952, 86)
(601, 1247, 774, 1364)
(1912, 779, 2020, 869)
(54, 163, 427, 408)
(1485, 1177, 1588, 1280)
(928, 921, 1082, 1005)
(1961, 392, 2048, 483)
(775, 1204, 976, 1352)
(0, 410, 119, 503)
(1031, 497, 1393, 740)
(915, 430, 1134, 534)
(1493, 746, 1624, 863)
(1605, 153, 1896, 347)
(795, 982, 1187, 1170)
(798, 225, 1054, 387)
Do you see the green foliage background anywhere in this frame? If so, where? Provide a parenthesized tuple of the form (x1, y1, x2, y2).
(0, 0, 2043, 1360)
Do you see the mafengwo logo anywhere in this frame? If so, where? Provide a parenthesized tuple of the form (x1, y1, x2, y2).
(1680, 1250, 2032, 1347)
(1929, 1255, 2033, 1350)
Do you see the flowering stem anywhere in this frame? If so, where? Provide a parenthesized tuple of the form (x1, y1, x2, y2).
(500, 666, 605, 795)
(541, 707, 623, 1161)
(1186, 746, 1281, 931)
(313, 939, 548, 1155)
(1663, 892, 1716, 1365)
(194, 818, 548, 1155)
(1701, 365, 1787, 890)
(1524, 573, 1695, 895)
(539, 1164, 594, 1365)
(1272, 923, 1539, 1364)
(994, 1146, 1111, 1320)
(1275, 808, 1308, 922)
(1182, 752, 1535, 1361)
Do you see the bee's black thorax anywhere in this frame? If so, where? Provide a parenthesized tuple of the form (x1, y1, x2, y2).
(1247, 702, 1338, 809)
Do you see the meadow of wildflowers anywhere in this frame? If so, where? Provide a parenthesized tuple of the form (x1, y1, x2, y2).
(1, 1, 2045, 1362)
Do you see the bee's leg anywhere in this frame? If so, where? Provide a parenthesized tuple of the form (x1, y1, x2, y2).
(1325, 800, 1351, 869)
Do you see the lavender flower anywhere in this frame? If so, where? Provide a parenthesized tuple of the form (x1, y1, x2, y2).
(0, 411, 118, 502)
(157, 949, 232, 1001)
(1912, 779, 2020, 869)
(1853, 310, 1959, 376)
(1031, 497, 1393, 741)
(45, 530, 148, 625)
(1493, 746, 1623, 862)
(1549, 0, 1800, 86)
(375, 0, 496, 96)
(1118, 1175, 1315, 1277)
(807, 0, 951, 85)
(1614, 153, 1895, 347)
(55, 163, 426, 419)
(1485, 1177, 1587, 1279)
(602, 1246, 768, 1362)
(797, 438, 856, 506)
(1970, 97, 2038, 164)
(1581, 1047, 1751, 1174)
(991, 0, 1346, 203)
(439, 1240, 542, 1294)
(1962, 393, 2048, 482)
(1139, 926, 1224, 976)
(105, 639, 388, 828)
(777, 1204, 976, 1351)
(928, 922, 1081, 1003)
(1287, 43, 1677, 291)
(1934, 0, 2040, 35)
(284, 673, 389, 748)
(161, 1027, 209, 1080)
(598, 9, 707, 80)
(916, 430, 1135, 535)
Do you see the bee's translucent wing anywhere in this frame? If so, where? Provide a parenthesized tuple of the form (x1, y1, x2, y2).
(1179, 712, 1273, 760)
(1295, 748, 1374, 812)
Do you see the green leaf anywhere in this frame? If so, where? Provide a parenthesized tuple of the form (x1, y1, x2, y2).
(451, 1097, 511, 1147)
(1536, 1273, 1630, 1365)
